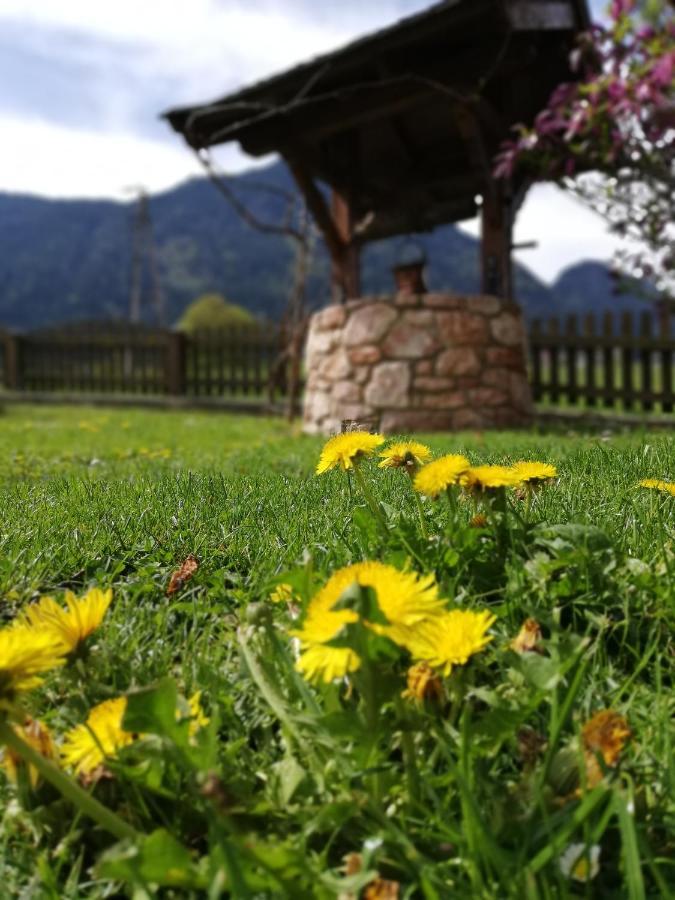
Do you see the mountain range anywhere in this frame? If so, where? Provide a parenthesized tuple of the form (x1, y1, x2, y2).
(0, 161, 650, 331)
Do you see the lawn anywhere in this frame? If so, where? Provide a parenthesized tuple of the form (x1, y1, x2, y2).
(0, 403, 673, 898)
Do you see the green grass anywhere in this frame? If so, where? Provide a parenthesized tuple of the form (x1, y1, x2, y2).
(0, 404, 673, 898)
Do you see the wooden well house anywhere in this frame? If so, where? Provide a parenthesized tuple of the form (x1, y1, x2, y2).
(165, 0, 590, 433)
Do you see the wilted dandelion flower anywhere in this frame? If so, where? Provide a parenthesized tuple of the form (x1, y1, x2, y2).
(413, 454, 470, 497)
(639, 478, 675, 496)
(461, 465, 521, 492)
(19, 588, 112, 654)
(510, 618, 543, 654)
(511, 461, 557, 484)
(61, 697, 136, 776)
(559, 843, 601, 882)
(364, 877, 400, 899)
(292, 562, 447, 683)
(0, 626, 67, 704)
(406, 609, 496, 676)
(2, 718, 56, 788)
(401, 662, 442, 703)
(378, 441, 432, 470)
(316, 432, 385, 474)
(581, 709, 631, 788)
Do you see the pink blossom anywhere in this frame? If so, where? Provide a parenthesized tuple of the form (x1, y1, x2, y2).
(650, 53, 674, 88)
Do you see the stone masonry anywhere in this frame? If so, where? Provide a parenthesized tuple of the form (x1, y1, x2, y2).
(303, 293, 533, 434)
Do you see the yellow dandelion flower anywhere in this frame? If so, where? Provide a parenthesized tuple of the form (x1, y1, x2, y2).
(291, 562, 447, 682)
(316, 432, 385, 474)
(413, 454, 470, 498)
(378, 441, 432, 470)
(18, 588, 112, 654)
(182, 691, 210, 739)
(2, 717, 56, 789)
(511, 461, 557, 484)
(460, 465, 521, 492)
(269, 583, 294, 604)
(61, 697, 135, 776)
(0, 626, 67, 703)
(407, 608, 496, 676)
(639, 478, 675, 495)
(401, 662, 443, 703)
(295, 643, 361, 683)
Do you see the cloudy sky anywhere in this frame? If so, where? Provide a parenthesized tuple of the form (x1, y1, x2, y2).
(0, 0, 616, 283)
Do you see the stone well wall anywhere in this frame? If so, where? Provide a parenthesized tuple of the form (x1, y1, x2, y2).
(303, 293, 533, 434)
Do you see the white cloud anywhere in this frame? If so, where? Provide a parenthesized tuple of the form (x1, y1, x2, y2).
(458, 184, 622, 283)
(0, 114, 207, 198)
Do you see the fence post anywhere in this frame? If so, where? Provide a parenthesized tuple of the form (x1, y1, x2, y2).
(166, 330, 186, 396)
(3, 333, 22, 390)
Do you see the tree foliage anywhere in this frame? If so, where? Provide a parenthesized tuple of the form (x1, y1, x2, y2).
(496, 0, 675, 304)
(176, 292, 255, 332)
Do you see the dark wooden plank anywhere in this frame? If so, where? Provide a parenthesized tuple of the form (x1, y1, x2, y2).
(548, 318, 560, 404)
(530, 319, 543, 402)
(602, 312, 615, 409)
(661, 337, 673, 414)
(583, 313, 596, 408)
(620, 313, 635, 410)
(565, 315, 578, 405)
(639, 312, 653, 412)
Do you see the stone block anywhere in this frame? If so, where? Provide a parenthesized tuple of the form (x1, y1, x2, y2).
(401, 309, 435, 327)
(414, 376, 458, 393)
(349, 345, 382, 365)
(382, 323, 439, 359)
(481, 368, 513, 387)
(332, 380, 362, 403)
(436, 346, 481, 377)
(353, 366, 371, 385)
(436, 311, 489, 345)
(509, 372, 533, 412)
(415, 359, 434, 375)
(380, 410, 454, 433)
(466, 387, 510, 407)
(337, 403, 377, 424)
(419, 391, 466, 409)
(304, 390, 332, 422)
(394, 293, 421, 307)
(364, 361, 411, 408)
(343, 303, 397, 346)
(485, 346, 525, 369)
(318, 348, 352, 380)
(424, 294, 461, 309)
(490, 312, 525, 347)
(451, 408, 489, 430)
(467, 295, 501, 316)
(314, 305, 347, 331)
(305, 327, 339, 365)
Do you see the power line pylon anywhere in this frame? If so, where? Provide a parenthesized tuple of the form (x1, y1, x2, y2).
(126, 187, 164, 326)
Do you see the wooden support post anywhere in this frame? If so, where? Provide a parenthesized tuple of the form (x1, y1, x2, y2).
(480, 184, 513, 300)
(2, 332, 21, 390)
(331, 190, 361, 302)
(285, 156, 361, 304)
(165, 330, 186, 396)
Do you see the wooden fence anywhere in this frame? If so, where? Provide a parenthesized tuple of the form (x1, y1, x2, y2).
(0, 322, 288, 404)
(1, 312, 673, 418)
(529, 311, 675, 413)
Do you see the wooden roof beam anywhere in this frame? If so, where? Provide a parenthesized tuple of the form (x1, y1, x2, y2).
(507, 1, 576, 31)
